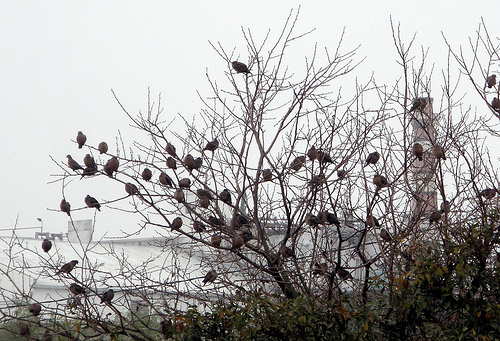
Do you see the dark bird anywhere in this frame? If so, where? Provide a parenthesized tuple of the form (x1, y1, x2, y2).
(373, 174, 389, 188)
(310, 174, 326, 188)
(409, 98, 427, 112)
(199, 196, 210, 208)
(208, 216, 224, 227)
(66, 155, 83, 171)
(203, 270, 218, 284)
(219, 189, 232, 205)
(100, 289, 114, 303)
(85, 195, 101, 211)
(487, 74, 497, 88)
(492, 97, 499, 111)
(231, 61, 251, 74)
(240, 230, 253, 244)
(231, 213, 250, 229)
(211, 235, 222, 247)
(312, 262, 328, 276)
(28, 303, 41, 316)
(262, 169, 272, 182)
(478, 188, 497, 200)
(83, 154, 94, 168)
(125, 183, 139, 196)
(365, 151, 380, 167)
(280, 245, 294, 259)
(184, 154, 194, 169)
(305, 213, 321, 227)
(336, 266, 353, 280)
(290, 156, 306, 171)
(191, 157, 203, 171)
(57, 260, 78, 274)
(429, 210, 442, 224)
(203, 139, 219, 152)
(69, 283, 85, 295)
(337, 169, 346, 179)
(165, 142, 176, 157)
(159, 172, 173, 188)
(317, 150, 333, 164)
(142, 168, 152, 181)
(232, 234, 245, 249)
(197, 189, 213, 199)
(432, 145, 446, 160)
(412, 143, 424, 161)
(365, 214, 380, 227)
(60, 199, 71, 216)
(76, 131, 86, 149)
(171, 217, 183, 230)
(41, 239, 52, 253)
(160, 320, 173, 337)
(179, 178, 192, 189)
(317, 211, 340, 227)
(166, 157, 177, 170)
(18, 323, 29, 336)
(380, 228, 392, 242)
(307, 146, 318, 161)
(193, 221, 206, 233)
(81, 164, 98, 178)
(174, 189, 185, 203)
(441, 201, 451, 213)
(103, 157, 119, 177)
(98, 141, 108, 154)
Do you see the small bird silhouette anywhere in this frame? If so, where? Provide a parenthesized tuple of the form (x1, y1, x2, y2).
(103, 157, 119, 177)
(409, 98, 427, 112)
(365, 152, 380, 167)
(166, 157, 177, 170)
(81, 163, 98, 178)
(171, 217, 183, 230)
(478, 188, 497, 200)
(232, 234, 245, 250)
(83, 154, 94, 168)
(57, 260, 78, 274)
(203, 270, 218, 284)
(197, 189, 213, 199)
(440, 201, 451, 213)
(336, 266, 353, 280)
(193, 221, 206, 233)
(279, 245, 294, 258)
(98, 141, 108, 154)
(486, 74, 497, 88)
(76, 131, 86, 149)
(191, 157, 203, 171)
(232, 61, 251, 74)
(307, 146, 318, 161)
(211, 235, 222, 247)
(69, 283, 85, 295)
(219, 189, 232, 205)
(159, 172, 173, 188)
(60, 199, 71, 216)
(432, 145, 446, 160)
(365, 213, 380, 227)
(85, 195, 101, 211)
(18, 323, 29, 336)
(373, 174, 389, 188)
(290, 156, 306, 171)
(337, 169, 346, 179)
(305, 213, 321, 227)
(174, 189, 185, 203)
(179, 178, 191, 189)
(412, 143, 424, 161)
(28, 303, 41, 316)
(262, 169, 273, 182)
(208, 216, 224, 227)
(317, 211, 340, 227)
(66, 155, 83, 171)
(100, 289, 114, 303)
(317, 150, 333, 164)
(429, 210, 442, 224)
(125, 183, 139, 196)
(492, 97, 499, 111)
(184, 154, 194, 169)
(203, 139, 219, 152)
(142, 168, 152, 181)
(199, 196, 210, 208)
(41, 239, 52, 253)
(312, 262, 328, 276)
(380, 228, 392, 242)
(165, 142, 177, 157)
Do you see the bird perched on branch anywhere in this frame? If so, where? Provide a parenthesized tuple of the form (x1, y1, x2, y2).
(100, 289, 114, 303)
(232, 234, 245, 250)
(307, 146, 318, 161)
(312, 262, 328, 276)
(57, 260, 78, 274)
(179, 178, 191, 189)
(203, 270, 218, 284)
(171, 217, 183, 230)
(28, 303, 41, 317)
(76, 131, 86, 149)
(219, 189, 232, 205)
(262, 169, 273, 182)
(429, 210, 442, 224)
(166, 142, 177, 157)
(487, 74, 497, 88)
(478, 188, 497, 200)
(199, 196, 210, 208)
(232, 61, 251, 74)
(366, 213, 380, 227)
(373, 174, 389, 189)
(380, 228, 392, 242)
(69, 283, 85, 295)
(492, 97, 499, 111)
(290, 156, 306, 171)
(409, 98, 427, 112)
(203, 139, 219, 152)
(41, 239, 52, 253)
(336, 266, 353, 280)
(305, 213, 321, 227)
(432, 145, 446, 160)
(365, 151, 380, 167)
(83, 154, 94, 168)
(142, 168, 152, 181)
(209, 216, 224, 227)
(174, 189, 185, 203)
(317, 211, 340, 227)
(191, 157, 203, 171)
(317, 150, 333, 164)
(103, 157, 119, 177)
(193, 221, 206, 233)
(81, 163, 98, 178)
(197, 189, 213, 199)
(98, 141, 108, 154)
(159, 172, 173, 188)
(412, 143, 424, 161)
(280, 245, 294, 259)
(441, 201, 451, 213)
(184, 154, 194, 169)
(85, 195, 101, 211)
(18, 323, 29, 336)
(66, 155, 83, 171)
(211, 235, 222, 247)
(337, 169, 346, 179)
(166, 157, 177, 170)
(125, 183, 139, 196)
(60, 199, 71, 216)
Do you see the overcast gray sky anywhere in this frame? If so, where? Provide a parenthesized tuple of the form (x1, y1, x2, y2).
(1, 1, 499, 239)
